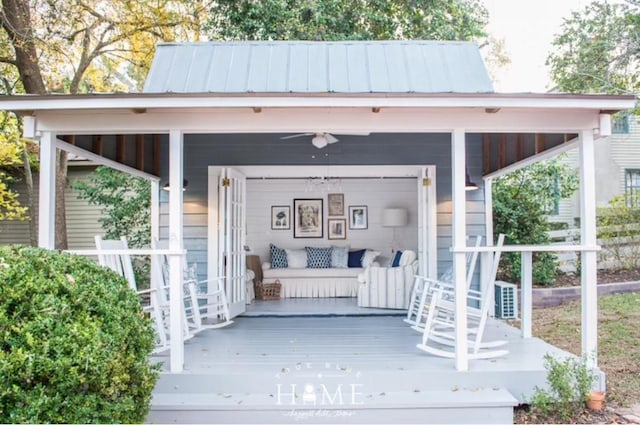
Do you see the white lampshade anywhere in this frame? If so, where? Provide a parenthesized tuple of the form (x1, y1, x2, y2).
(382, 208, 408, 227)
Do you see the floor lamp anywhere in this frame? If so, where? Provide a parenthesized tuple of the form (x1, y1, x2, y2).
(382, 208, 408, 253)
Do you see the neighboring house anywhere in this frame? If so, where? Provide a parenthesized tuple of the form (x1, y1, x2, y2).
(0, 161, 105, 249)
(551, 112, 639, 227)
(0, 40, 635, 422)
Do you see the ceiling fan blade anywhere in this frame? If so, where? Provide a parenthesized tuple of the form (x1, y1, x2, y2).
(280, 133, 313, 140)
(331, 132, 370, 136)
(324, 133, 339, 144)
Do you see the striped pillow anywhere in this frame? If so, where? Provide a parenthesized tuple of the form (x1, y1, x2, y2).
(306, 247, 332, 268)
(270, 244, 288, 269)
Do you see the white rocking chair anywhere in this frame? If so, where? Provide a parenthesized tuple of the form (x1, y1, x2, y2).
(416, 234, 508, 360)
(405, 235, 482, 330)
(94, 235, 171, 353)
(151, 238, 233, 331)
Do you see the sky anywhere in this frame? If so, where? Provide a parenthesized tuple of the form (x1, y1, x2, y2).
(482, 0, 596, 93)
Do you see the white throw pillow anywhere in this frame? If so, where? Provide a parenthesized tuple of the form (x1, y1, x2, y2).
(361, 250, 381, 268)
(331, 245, 350, 268)
(285, 249, 307, 268)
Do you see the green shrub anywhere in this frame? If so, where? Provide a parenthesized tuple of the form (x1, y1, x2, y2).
(0, 246, 158, 423)
(597, 194, 640, 270)
(493, 158, 578, 286)
(530, 354, 596, 422)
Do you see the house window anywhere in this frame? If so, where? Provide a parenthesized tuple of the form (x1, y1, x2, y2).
(625, 169, 640, 206)
(612, 112, 630, 134)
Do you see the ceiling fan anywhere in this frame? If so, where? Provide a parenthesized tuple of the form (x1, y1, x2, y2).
(280, 132, 369, 149)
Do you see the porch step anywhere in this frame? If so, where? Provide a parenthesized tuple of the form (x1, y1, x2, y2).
(153, 368, 544, 401)
(147, 388, 518, 424)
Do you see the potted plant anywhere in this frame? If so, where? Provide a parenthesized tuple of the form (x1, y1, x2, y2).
(586, 390, 606, 411)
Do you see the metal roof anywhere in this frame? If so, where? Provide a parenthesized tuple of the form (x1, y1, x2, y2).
(143, 40, 494, 94)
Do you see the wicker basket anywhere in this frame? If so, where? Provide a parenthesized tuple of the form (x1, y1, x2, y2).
(256, 280, 281, 300)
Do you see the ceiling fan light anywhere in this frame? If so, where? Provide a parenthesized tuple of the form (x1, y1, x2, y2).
(312, 135, 328, 149)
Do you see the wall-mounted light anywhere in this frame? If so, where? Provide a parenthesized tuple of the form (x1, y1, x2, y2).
(162, 179, 188, 191)
(465, 170, 479, 191)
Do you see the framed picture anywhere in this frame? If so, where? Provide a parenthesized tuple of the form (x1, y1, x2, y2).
(271, 205, 290, 230)
(327, 193, 344, 216)
(328, 218, 347, 240)
(293, 199, 323, 238)
(348, 205, 368, 230)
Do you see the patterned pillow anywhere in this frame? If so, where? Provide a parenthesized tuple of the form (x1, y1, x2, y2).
(270, 243, 288, 269)
(331, 245, 349, 268)
(306, 247, 332, 268)
(285, 249, 307, 268)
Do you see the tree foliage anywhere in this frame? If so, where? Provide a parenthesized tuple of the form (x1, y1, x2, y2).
(0, 129, 26, 221)
(1, 0, 211, 247)
(547, 1, 639, 96)
(72, 166, 151, 248)
(493, 158, 578, 285)
(207, 0, 488, 42)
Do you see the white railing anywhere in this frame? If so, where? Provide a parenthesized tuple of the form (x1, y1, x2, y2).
(451, 244, 600, 339)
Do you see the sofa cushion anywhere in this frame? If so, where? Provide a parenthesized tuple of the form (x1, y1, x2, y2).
(331, 245, 349, 268)
(362, 250, 381, 268)
(270, 244, 288, 269)
(263, 267, 364, 279)
(286, 249, 307, 268)
(399, 250, 417, 266)
(348, 249, 366, 268)
(306, 247, 332, 268)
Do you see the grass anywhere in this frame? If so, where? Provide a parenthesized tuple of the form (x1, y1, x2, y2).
(532, 291, 640, 407)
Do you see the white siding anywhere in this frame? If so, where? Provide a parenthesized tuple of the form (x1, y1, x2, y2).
(611, 117, 640, 196)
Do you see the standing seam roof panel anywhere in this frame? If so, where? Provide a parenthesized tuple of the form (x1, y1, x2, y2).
(144, 41, 494, 94)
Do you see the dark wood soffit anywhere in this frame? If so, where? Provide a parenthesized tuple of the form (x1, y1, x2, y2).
(58, 133, 160, 177)
(481, 132, 580, 176)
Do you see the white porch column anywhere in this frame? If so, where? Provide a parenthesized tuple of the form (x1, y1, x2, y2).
(38, 131, 56, 249)
(452, 128, 469, 371)
(151, 180, 160, 242)
(482, 178, 494, 317)
(169, 129, 185, 373)
(579, 129, 598, 368)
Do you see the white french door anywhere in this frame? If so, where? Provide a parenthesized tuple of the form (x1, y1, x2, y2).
(208, 167, 247, 318)
(418, 166, 438, 279)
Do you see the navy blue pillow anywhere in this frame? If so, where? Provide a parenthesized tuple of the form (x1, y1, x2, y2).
(391, 250, 403, 267)
(348, 249, 366, 268)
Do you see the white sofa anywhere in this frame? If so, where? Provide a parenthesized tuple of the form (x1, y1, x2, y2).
(357, 250, 418, 309)
(262, 263, 365, 298)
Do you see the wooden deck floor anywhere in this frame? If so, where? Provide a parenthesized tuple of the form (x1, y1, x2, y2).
(151, 314, 573, 399)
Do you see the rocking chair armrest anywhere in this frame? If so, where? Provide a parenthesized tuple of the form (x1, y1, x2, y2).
(135, 287, 157, 296)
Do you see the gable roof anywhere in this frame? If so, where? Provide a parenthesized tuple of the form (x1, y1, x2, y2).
(143, 40, 494, 94)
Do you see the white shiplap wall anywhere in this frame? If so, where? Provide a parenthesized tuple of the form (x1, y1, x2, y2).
(246, 178, 419, 265)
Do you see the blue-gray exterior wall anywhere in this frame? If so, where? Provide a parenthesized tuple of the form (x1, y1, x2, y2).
(158, 133, 486, 281)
